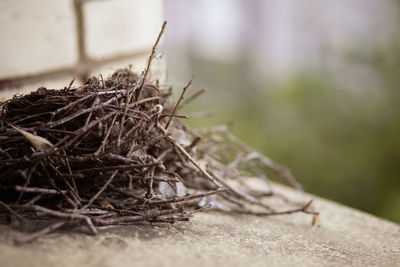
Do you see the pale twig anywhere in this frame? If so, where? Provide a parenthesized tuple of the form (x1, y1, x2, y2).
(209, 169, 274, 211)
(15, 186, 67, 195)
(234, 200, 318, 216)
(221, 130, 303, 190)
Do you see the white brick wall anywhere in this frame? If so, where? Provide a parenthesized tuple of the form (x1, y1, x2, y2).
(0, 0, 78, 79)
(83, 0, 163, 60)
(0, 0, 164, 96)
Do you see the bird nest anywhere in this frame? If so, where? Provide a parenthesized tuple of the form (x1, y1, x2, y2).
(0, 22, 317, 245)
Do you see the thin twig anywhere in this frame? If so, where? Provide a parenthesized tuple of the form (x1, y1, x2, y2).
(12, 205, 97, 235)
(235, 200, 318, 216)
(165, 75, 194, 129)
(15, 186, 67, 195)
(117, 65, 133, 148)
(157, 123, 222, 188)
(148, 188, 228, 206)
(92, 207, 181, 226)
(83, 170, 118, 209)
(0, 200, 25, 224)
(136, 21, 167, 100)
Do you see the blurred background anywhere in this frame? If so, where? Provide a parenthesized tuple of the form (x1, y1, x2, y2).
(163, 0, 400, 223)
(0, 0, 399, 223)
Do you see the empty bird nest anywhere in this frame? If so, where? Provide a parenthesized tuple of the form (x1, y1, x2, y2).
(0, 23, 318, 245)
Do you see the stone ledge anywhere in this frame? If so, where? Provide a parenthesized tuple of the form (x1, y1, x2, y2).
(0, 183, 398, 267)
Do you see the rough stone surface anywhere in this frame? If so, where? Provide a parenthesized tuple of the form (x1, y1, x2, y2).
(0, 183, 398, 267)
(0, 0, 78, 79)
(83, 0, 163, 60)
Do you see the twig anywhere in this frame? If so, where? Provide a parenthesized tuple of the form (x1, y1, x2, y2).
(136, 21, 167, 100)
(95, 113, 118, 154)
(165, 75, 194, 129)
(0, 200, 25, 224)
(235, 200, 318, 216)
(15, 186, 67, 195)
(209, 169, 274, 211)
(224, 130, 302, 190)
(75, 162, 159, 174)
(47, 96, 116, 128)
(157, 123, 222, 188)
(117, 65, 133, 148)
(83, 170, 118, 209)
(16, 162, 39, 204)
(92, 207, 181, 226)
(12, 205, 97, 235)
(148, 188, 228, 206)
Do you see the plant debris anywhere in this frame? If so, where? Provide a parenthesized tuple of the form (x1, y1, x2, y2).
(0, 22, 318, 245)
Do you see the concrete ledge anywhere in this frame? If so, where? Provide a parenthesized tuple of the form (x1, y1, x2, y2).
(0, 183, 398, 267)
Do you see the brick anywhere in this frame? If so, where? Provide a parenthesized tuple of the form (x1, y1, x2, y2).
(83, 0, 163, 60)
(0, 0, 78, 79)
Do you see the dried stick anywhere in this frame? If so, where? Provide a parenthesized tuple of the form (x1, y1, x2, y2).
(15, 186, 67, 195)
(83, 170, 118, 209)
(16, 162, 39, 204)
(0, 200, 24, 224)
(95, 113, 118, 154)
(148, 188, 228, 206)
(92, 207, 181, 226)
(209, 169, 274, 211)
(117, 65, 134, 148)
(165, 75, 194, 129)
(136, 21, 167, 100)
(235, 200, 318, 216)
(47, 97, 117, 128)
(84, 96, 99, 127)
(157, 123, 221, 188)
(222, 130, 302, 190)
(75, 162, 159, 174)
(12, 205, 97, 235)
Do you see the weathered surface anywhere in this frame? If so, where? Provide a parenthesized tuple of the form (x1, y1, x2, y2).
(0, 184, 399, 267)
